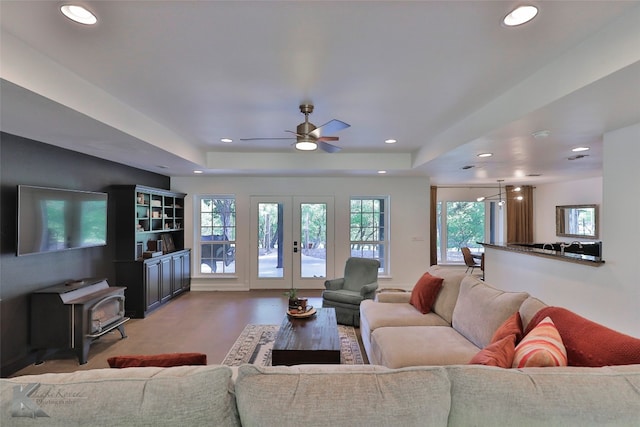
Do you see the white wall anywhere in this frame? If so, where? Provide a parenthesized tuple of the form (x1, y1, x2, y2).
(486, 122, 640, 337)
(171, 176, 431, 291)
(534, 177, 603, 243)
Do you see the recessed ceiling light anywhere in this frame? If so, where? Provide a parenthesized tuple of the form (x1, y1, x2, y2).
(503, 5, 538, 27)
(193, 170, 204, 174)
(377, 170, 387, 174)
(572, 146, 590, 152)
(384, 139, 397, 144)
(532, 130, 551, 139)
(477, 153, 493, 158)
(220, 138, 233, 143)
(60, 5, 97, 25)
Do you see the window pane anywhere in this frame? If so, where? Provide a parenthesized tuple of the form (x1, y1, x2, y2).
(300, 203, 326, 278)
(444, 201, 485, 263)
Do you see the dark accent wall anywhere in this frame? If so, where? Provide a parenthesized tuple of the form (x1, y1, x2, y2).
(0, 132, 170, 376)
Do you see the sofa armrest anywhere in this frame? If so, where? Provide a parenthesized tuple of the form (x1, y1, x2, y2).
(324, 278, 345, 290)
(375, 291, 412, 303)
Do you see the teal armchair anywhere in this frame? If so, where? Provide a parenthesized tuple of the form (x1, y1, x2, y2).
(322, 257, 380, 326)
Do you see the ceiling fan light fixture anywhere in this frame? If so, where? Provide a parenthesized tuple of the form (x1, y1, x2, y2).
(503, 5, 538, 27)
(295, 140, 318, 151)
(60, 4, 97, 25)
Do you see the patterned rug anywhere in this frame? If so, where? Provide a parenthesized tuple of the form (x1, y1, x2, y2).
(222, 324, 365, 366)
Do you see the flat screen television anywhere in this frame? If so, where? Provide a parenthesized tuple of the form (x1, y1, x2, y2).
(17, 185, 108, 256)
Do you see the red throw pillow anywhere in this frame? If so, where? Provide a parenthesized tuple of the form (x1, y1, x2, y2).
(469, 334, 517, 368)
(107, 352, 207, 368)
(409, 272, 444, 314)
(491, 311, 524, 344)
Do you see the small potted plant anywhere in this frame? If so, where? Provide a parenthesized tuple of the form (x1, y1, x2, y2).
(284, 288, 298, 309)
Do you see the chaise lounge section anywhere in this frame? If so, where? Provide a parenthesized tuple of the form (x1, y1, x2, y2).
(360, 265, 640, 369)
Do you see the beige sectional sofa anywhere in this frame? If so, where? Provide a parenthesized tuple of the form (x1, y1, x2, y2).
(360, 266, 547, 367)
(2, 363, 640, 426)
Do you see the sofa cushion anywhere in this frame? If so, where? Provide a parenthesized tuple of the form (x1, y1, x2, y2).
(107, 352, 207, 368)
(234, 364, 451, 427)
(0, 365, 239, 426)
(513, 317, 567, 368)
(370, 326, 480, 368)
(469, 334, 516, 368)
(360, 299, 450, 331)
(518, 296, 547, 330)
(452, 276, 529, 349)
(447, 365, 640, 426)
(428, 266, 466, 324)
(409, 272, 444, 314)
(526, 306, 640, 367)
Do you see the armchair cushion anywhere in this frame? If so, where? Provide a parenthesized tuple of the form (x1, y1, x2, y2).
(322, 289, 364, 306)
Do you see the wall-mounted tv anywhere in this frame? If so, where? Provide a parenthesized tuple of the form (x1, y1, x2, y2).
(17, 185, 108, 256)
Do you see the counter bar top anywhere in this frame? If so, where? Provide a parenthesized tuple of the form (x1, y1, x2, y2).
(480, 242, 605, 267)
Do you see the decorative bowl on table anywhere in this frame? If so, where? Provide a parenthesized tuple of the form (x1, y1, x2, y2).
(287, 306, 316, 318)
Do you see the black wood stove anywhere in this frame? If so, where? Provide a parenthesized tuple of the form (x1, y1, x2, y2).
(31, 278, 129, 364)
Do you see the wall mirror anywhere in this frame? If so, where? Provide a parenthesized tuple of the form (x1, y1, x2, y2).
(556, 204, 598, 239)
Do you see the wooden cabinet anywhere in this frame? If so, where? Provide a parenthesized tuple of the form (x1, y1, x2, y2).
(111, 185, 190, 318)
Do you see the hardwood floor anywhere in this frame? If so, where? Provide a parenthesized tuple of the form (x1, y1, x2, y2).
(11, 289, 360, 377)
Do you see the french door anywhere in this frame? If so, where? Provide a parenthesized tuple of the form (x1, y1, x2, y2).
(249, 196, 334, 289)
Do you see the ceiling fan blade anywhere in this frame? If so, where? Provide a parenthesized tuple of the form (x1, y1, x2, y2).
(309, 119, 350, 138)
(239, 137, 295, 141)
(317, 136, 339, 142)
(317, 141, 342, 153)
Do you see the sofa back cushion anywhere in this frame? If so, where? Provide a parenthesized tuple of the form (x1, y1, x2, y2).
(518, 296, 548, 330)
(0, 365, 240, 426)
(447, 365, 640, 426)
(427, 266, 466, 324)
(234, 364, 451, 427)
(452, 276, 529, 348)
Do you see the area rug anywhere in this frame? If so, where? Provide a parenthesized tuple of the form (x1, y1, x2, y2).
(222, 324, 365, 366)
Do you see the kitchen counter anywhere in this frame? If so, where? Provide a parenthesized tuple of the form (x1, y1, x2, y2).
(480, 242, 605, 267)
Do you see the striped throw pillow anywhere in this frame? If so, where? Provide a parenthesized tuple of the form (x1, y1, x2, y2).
(512, 316, 567, 368)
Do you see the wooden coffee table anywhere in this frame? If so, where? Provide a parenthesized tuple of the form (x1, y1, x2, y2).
(272, 307, 341, 366)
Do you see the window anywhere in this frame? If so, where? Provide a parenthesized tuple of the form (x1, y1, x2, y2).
(198, 196, 236, 274)
(350, 197, 388, 274)
(437, 201, 486, 264)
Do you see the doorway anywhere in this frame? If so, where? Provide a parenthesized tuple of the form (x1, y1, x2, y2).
(250, 196, 334, 289)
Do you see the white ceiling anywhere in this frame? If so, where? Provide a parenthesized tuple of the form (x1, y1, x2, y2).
(1, 1, 639, 185)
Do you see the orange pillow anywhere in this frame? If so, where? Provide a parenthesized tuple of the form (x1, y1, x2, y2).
(469, 334, 516, 368)
(491, 311, 523, 343)
(107, 352, 207, 368)
(409, 272, 444, 314)
(512, 317, 567, 368)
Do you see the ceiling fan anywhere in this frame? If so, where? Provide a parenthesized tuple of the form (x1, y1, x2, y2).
(240, 104, 350, 153)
